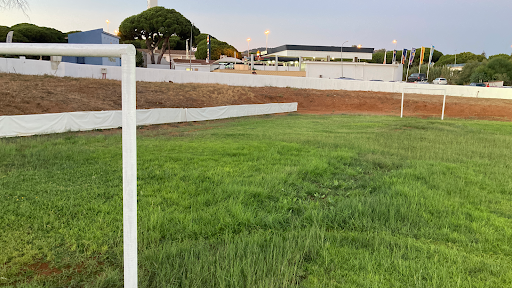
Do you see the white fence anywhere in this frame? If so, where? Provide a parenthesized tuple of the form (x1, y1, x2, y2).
(0, 103, 298, 138)
(1, 57, 512, 100)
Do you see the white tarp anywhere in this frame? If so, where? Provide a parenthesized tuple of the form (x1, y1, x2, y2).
(0, 103, 298, 138)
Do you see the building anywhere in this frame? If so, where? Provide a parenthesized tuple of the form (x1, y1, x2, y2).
(62, 29, 120, 66)
(248, 44, 375, 72)
(171, 59, 214, 72)
(305, 61, 403, 82)
(262, 44, 374, 62)
(148, 0, 158, 8)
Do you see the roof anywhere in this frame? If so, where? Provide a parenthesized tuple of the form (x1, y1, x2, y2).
(173, 59, 211, 65)
(267, 44, 374, 54)
(68, 28, 120, 39)
(214, 57, 243, 64)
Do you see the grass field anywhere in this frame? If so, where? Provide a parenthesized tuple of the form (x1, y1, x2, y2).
(1, 114, 512, 287)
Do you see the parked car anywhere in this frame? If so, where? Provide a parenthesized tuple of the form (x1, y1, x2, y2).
(433, 78, 448, 85)
(407, 73, 427, 82)
(469, 83, 486, 87)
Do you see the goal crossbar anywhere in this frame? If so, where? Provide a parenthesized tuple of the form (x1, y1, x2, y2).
(0, 43, 138, 288)
(402, 87, 447, 120)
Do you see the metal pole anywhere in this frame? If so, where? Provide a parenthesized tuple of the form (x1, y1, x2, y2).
(341, 40, 348, 78)
(266, 34, 268, 53)
(189, 24, 193, 71)
(442, 91, 446, 120)
(401, 90, 404, 118)
(121, 52, 138, 288)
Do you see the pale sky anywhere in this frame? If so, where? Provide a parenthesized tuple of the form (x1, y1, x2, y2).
(1, 0, 511, 56)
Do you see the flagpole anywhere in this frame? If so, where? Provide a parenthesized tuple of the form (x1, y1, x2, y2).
(427, 45, 434, 80)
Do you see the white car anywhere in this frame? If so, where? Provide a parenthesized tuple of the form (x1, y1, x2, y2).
(433, 78, 448, 85)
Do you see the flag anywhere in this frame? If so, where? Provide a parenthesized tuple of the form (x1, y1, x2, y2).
(428, 45, 434, 66)
(401, 49, 407, 64)
(409, 48, 416, 65)
(6, 31, 13, 43)
(206, 35, 211, 63)
(419, 46, 426, 65)
(383, 50, 387, 64)
(392, 50, 397, 64)
(427, 45, 435, 79)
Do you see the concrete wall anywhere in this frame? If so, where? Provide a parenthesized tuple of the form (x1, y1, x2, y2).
(1, 57, 511, 100)
(306, 62, 403, 82)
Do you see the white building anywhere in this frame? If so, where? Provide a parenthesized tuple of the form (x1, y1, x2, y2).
(147, 0, 158, 9)
(262, 44, 374, 62)
(249, 44, 375, 72)
(306, 61, 403, 82)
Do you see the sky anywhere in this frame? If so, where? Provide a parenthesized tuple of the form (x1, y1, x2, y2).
(1, 0, 511, 57)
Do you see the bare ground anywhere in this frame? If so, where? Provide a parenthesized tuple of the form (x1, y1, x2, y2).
(1, 73, 512, 121)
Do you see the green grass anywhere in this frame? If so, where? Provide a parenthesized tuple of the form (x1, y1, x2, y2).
(1, 114, 511, 287)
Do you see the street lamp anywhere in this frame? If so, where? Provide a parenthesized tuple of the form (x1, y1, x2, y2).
(357, 44, 362, 49)
(247, 38, 251, 58)
(341, 40, 348, 78)
(393, 40, 397, 63)
(114, 30, 119, 36)
(106, 20, 110, 33)
(265, 30, 270, 53)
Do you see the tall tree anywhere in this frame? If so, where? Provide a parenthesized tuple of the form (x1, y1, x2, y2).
(195, 34, 240, 60)
(119, 7, 200, 64)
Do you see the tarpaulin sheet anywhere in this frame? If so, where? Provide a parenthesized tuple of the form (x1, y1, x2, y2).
(0, 103, 297, 138)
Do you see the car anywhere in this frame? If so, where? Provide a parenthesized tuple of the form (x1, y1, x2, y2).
(433, 78, 448, 85)
(469, 83, 486, 87)
(407, 73, 427, 82)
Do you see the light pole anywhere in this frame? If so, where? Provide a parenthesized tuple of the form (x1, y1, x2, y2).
(106, 20, 110, 33)
(247, 38, 251, 58)
(114, 30, 119, 36)
(341, 40, 348, 78)
(265, 30, 270, 53)
(393, 40, 397, 63)
(190, 23, 194, 72)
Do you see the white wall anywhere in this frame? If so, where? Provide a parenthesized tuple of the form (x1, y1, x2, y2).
(306, 61, 403, 82)
(0, 103, 298, 138)
(1, 57, 511, 100)
(252, 65, 301, 71)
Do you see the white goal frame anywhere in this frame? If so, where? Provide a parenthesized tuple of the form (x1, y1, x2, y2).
(402, 87, 447, 120)
(0, 44, 138, 288)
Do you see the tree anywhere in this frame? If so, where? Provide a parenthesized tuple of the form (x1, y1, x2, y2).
(435, 52, 486, 66)
(488, 53, 511, 61)
(194, 34, 240, 60)
(470, 58, 512, 85)
(119, 7, 200, 64)
(10, 23, 66, 43)
(0, 0, 28, 10)
(370, 48, 442, 66)
(0, 23, 64, 43)
(456, 61, 482, 85)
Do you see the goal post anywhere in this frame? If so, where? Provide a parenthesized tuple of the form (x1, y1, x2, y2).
(0, 43, 138, 288)
(402, 87, 447, 120)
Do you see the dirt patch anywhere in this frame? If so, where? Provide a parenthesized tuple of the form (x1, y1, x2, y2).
(25, 262, 62, 277)
(1, 73, 512, 121)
